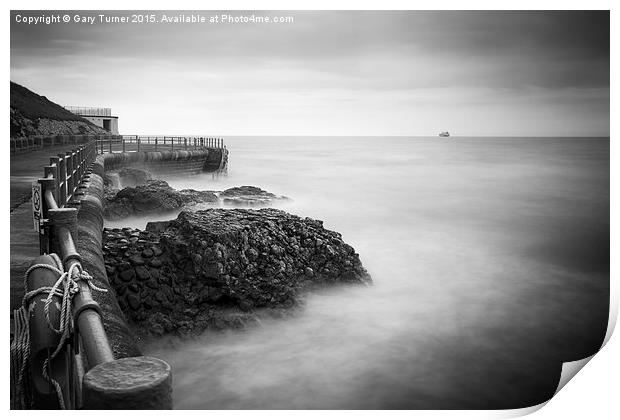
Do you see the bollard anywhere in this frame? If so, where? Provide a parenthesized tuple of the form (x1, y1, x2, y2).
(82, 357, 173, 409)
(25, 254, 74, 409)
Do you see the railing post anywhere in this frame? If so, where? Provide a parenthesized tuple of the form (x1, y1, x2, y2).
(51, 156, 66, 207)
(109, 138, 112, 154)
(137, 137, 141, 153)
(38, 176, 56, 254)
(122, 138, 126, 153)
(66, 152, 74, 202)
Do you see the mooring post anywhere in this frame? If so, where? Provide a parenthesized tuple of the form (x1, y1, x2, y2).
(82, 356, 173, 409)
(25, 254, 75, 409)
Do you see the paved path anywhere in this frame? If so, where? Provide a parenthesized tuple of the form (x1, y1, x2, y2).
(10, 145, 78, 311)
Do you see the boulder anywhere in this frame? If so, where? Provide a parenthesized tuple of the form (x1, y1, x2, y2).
(104, 180, 186, 220)
(179, 189, 219, 205)
(103, 208, 371, 337)
(219, 186, 289, 207)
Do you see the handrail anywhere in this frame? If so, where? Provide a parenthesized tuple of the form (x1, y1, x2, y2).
(20, 139, 172, 409)
(95, 136, 226, 154)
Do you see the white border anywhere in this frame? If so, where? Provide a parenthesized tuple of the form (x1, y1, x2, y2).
(4, 1, 616, 419)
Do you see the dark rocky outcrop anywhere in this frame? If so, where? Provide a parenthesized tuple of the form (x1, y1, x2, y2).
(103, 208, 371, 337)
(220, 186, 289, 207)
(103, 173, 287, 221)
(104, 180, 186, 220)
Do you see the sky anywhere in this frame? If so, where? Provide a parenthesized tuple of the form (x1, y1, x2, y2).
(10, 10, 610, 136)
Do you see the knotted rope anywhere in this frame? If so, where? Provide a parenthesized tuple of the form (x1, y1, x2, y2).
(10, 254, 107, 410)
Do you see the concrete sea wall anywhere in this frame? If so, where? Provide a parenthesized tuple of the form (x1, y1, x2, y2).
(103, 149, 225, 177)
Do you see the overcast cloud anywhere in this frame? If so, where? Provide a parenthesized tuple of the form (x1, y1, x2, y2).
(10, 10, 609, 136)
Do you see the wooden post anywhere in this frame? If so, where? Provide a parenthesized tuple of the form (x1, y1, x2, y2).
(66, 152, 74, 201)
(137, 137, 141, 153)
(38, 176, 56, 254)
(25, 254, 74, 409)
(83, 357, 172, 409)
(50, 156, 64, 207)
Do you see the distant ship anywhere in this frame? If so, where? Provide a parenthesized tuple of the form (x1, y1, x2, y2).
(438, 131, 450, 137)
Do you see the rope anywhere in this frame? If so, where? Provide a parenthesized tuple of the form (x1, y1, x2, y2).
(10, 306, 31, 409)
(10, 254, 107, 410)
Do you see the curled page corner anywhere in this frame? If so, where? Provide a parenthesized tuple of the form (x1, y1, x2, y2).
(554, 355, 595, 396)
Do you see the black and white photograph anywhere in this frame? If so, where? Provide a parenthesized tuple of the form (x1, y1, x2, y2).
(7, 3, 613, 413)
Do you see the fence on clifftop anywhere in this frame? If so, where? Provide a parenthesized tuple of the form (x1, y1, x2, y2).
(10, 134, 226, 409)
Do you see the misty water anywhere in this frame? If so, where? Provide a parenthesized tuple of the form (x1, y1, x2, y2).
(118, 137, 609, 409)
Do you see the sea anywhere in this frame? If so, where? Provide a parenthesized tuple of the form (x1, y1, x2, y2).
(108, 136, 610, 409)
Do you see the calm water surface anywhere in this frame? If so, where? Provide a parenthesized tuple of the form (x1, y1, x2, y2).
(129, 137, 609, 409)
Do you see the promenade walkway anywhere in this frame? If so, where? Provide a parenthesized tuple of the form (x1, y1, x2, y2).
(9, 145, 77, 311)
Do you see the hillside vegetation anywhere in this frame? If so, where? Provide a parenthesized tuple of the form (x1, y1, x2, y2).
(10, 82, 108, 138)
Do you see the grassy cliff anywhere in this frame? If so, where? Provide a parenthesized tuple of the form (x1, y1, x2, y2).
(10, 82, 108, 138)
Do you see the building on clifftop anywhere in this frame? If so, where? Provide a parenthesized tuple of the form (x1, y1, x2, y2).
(64, 106, 119, 134)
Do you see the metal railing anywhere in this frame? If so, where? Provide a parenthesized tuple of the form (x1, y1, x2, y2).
(95, 135, 226, 154)
(64, 106, 112, 117)
(15, 140, 172, 409)
(11, 134, 122, 155)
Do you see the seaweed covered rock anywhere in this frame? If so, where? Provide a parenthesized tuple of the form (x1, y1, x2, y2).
(103, 208, 371, 337)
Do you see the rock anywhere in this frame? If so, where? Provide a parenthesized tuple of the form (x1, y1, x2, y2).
(142, 248, 154, 258)
(179, 189, 218, 205)
(102, 208, 371, 338)
(129, 255, 145, 266)
(126, 294, 141, 311)
(148, 257, 163, 268)
(145, 279, 159, 289)
(104, 180, 185, 220)
(135, 266, 151, 281)
(119, 269, 135, 283)
(219, 186, 289, 207)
